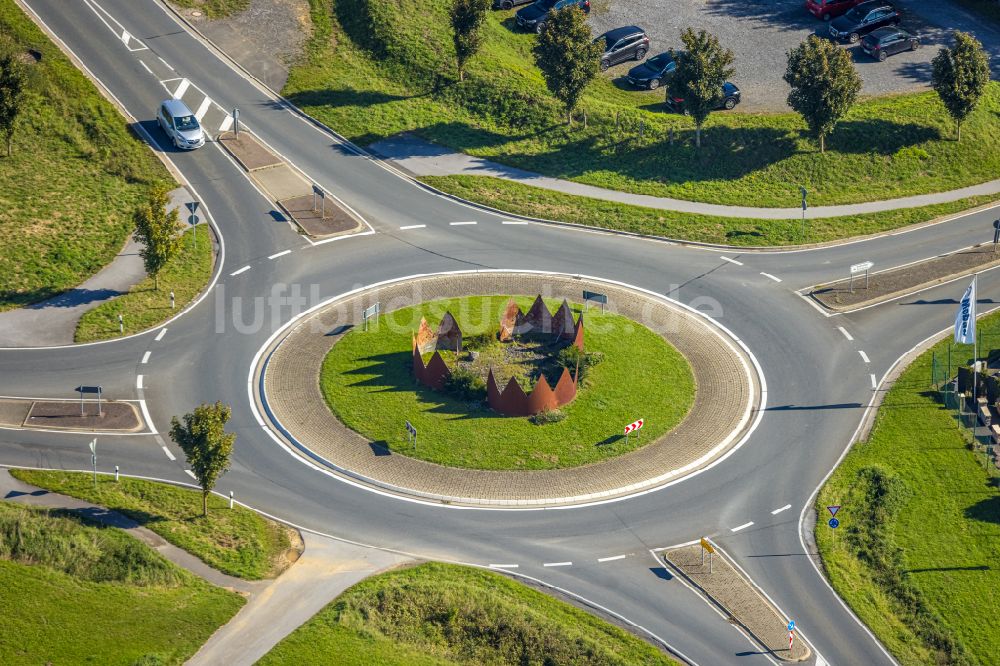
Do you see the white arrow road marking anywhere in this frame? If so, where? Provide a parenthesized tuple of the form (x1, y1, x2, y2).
(172, 78, 190, 100)
(730, 521, 754, 532)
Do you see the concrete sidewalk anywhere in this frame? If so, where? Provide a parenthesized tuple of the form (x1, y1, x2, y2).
(371, 133, 1000, 221)
(0, 187, 198, 347)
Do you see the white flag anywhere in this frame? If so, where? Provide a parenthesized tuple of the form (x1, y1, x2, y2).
(954, 279, 976, 345)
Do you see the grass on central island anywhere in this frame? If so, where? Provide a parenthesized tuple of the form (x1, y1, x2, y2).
(258, 561, 678, 666)
(0, 501, 242, 665)
(320, 296, 695, 470)
(9, 470, 295, 580)
(816, 314, 1000, 665)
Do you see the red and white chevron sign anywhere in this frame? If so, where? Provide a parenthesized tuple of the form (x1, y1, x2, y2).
(624, 419, 644, 436)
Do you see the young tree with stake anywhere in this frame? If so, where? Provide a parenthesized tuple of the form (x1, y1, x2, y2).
(0, 51, 28, 158)
(667, 28, 734, 148)
(169, 402, 235, 518)
(133, 185, 182, 290)
(931, 31, 990, 142)
(450, 0, 491, 82)
(784, 36, 861, 153)
(534, 6, 602, 125)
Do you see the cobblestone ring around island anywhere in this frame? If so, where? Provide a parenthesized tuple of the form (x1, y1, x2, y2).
(253, 271, 764, 508)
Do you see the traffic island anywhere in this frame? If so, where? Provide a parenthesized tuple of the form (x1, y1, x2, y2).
(664, 541, 812, 662)
(0, 397, 145, 432)
(255, 271, 761, 507)
(808, 243, 1000, 312)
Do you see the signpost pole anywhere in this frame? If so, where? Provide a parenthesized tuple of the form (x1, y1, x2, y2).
(799, 186, 807, 240)
(89, 438, 97, 489)
(709, 550, 713, 574)
(80, 387, 84, 417)
(97, 386, 102, 418)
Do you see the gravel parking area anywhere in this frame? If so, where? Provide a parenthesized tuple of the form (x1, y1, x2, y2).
(590, 0, 1000, 112)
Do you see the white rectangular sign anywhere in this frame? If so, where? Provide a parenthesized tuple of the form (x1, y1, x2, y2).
(850, 261, 874, 275)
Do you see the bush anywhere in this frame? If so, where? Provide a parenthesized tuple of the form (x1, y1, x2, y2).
(529, 408, 566, 425)
(558, 345, 604, 382)
(444, 366, 486, 401)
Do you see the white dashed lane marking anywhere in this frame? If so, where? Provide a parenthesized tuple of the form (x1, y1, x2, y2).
(141, 351, 151, 364)
(543, 561, 573, 567)
(838, 326, 854, 341)
(760, 272, 782, 283)
(155, 328, 167, 342)
(268, 249, 291, 260)
(136, 375, 143, 389)
(871, 373, 878, 389)
(859, 350, 870, 363)
(230, 265, 250, 276)
(449, 221, 477, 226)
(719, 256, 744, 266)
(184, 469, 196, 479)
(399, 224, 426, 230)
(597, 554, 627, 562)
(771, 504, 792, 515)
(730, 521, 754, 532)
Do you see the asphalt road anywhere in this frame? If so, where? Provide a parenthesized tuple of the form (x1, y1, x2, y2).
(4, 0, 999, 663)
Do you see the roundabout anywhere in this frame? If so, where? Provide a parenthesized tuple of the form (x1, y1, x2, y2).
(254, 271, 762, 507)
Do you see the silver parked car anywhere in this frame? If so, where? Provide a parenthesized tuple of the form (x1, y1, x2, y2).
(156, 99, 205, 150)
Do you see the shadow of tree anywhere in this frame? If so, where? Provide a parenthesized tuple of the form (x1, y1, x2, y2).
(964, 494, 1000, 524)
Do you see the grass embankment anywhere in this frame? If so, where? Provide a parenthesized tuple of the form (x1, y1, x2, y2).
(422, 175, 999, 246)
(0, 0, 170, 310)
(10, 470, 296, 580)
(286, 0, 1000, 208)
(259, 561, 678, 666)
(816, 316, 1000, 664)
(75, 225, 214, 342)
(0, 501, 242, 665)
(320, 296, 694, 470)
(169, 0, 249, 18)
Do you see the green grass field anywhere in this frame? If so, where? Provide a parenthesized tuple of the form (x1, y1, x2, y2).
(816, 317, 1000, 664)
(320, 296, 695, 469)
(0, 501, 242, 665)
(284, 0, 1000, 209)
(422, 175, 999, 246)
(169, 0, 249, 18)
(10, 470, 295, 580)
(75, 225, 214, 342)
(0, 0, 170, 311)
(258, 561, 678, 666)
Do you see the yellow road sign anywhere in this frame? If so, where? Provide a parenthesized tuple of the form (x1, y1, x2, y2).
(700, 537, 715, 554)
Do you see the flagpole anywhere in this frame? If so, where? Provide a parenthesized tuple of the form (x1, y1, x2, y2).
(973, 272, 979, 445)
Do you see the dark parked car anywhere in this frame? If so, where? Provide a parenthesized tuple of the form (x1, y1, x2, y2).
(861, 26, 919, 60)
(805, 0, 865, 21)
(828, 1, 900, 43)
(514, 0, 590, 33)
(494, 0, 534, 9)
(595, 26, 649, 71)
(626, 51, 676, 90)
(666, 82, 742, 113)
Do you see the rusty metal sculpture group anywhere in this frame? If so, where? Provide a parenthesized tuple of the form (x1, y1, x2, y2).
(411, 296, 585, 417)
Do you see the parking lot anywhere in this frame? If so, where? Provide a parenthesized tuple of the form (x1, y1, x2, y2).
(589, 0, 1000, 111)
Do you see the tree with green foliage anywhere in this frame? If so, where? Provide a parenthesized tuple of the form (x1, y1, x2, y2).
(784, 35, 861, 153)
(667, 28, 734, 148)
(169, 402, 235, 517)
(132, 186, 182, 290)
(450, 0, 491, 82)
(533, 6, 602, 125)
(931, 31, 990, 142)
(0, 51, 28, 157)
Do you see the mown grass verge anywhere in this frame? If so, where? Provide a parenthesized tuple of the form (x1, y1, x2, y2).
(169, 0, 249, 19)
(421, 175, 999, 246)
(285, 0, 1000, 208)
(9, 470, 296, 580)
(0, 501, 242, 665)
(75, 225, 214, 342)
(816, 315, 1000, 664)
(258, 561, 678, 665)
(0, 0, 170, 310)
(320, 296, 695, 470)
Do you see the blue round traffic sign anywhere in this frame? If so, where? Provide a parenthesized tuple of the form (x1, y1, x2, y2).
(828, 518, 840, 529)
(787, 620, 796, 631)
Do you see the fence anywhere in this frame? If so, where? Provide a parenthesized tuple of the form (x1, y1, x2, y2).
(932, 348, 999, 473)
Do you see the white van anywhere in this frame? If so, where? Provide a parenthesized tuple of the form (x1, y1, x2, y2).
(156, 99, 205, 150)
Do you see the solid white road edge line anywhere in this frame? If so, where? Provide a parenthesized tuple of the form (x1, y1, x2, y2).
(184, 469, 196, 479)
(488, 564, 518, 569)
(838, 326, 854, 341)
(139, 60, 152, 74)
(771, 504, 792, 515)
(137, 399, 157, 435)
(161, 446, 176, 461)
(502, 220, 528, 225)
(730, 521, 754, 532)
(230, 265, 250, 276)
